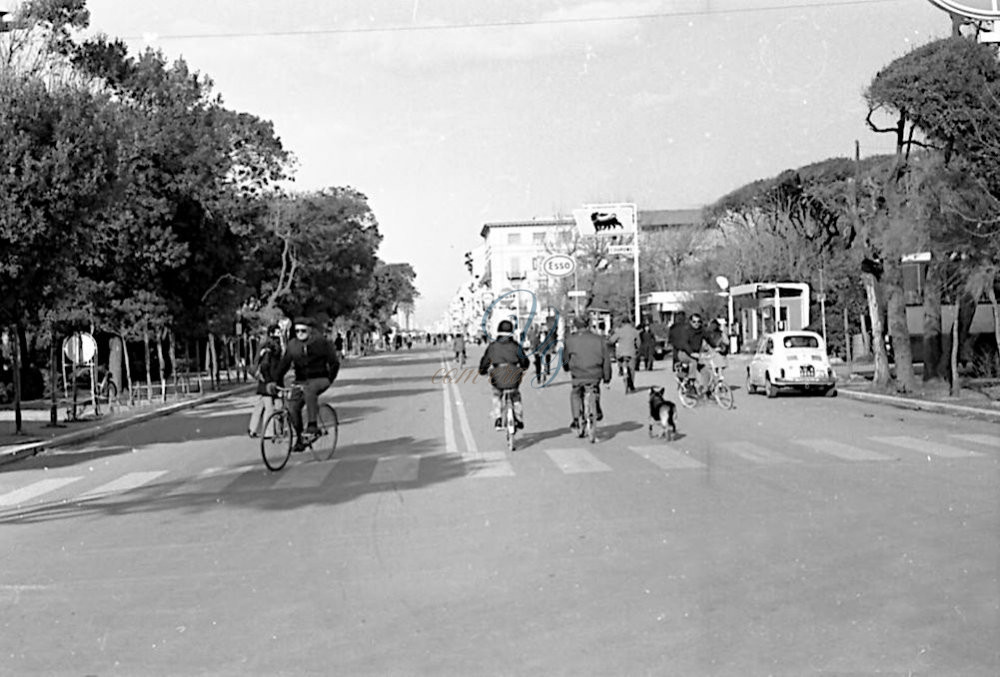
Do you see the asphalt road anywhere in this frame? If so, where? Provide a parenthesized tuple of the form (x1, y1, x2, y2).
(1, 347, 997, 676)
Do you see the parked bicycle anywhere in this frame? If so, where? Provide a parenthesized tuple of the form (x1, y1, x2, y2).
(260, 386, 339, 471)
(673, 347, 734, 410)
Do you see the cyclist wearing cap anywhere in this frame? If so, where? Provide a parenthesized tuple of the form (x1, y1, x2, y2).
(270, 317, 340, 451)
(478, 319, 530, 431)
(562, 315, 612, 435)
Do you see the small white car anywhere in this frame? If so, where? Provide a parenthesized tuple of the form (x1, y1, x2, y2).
(746, 330, 837, 398)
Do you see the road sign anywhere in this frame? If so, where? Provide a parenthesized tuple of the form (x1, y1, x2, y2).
(926, 0, 1000, 21)
(541, 254, 576, 278)
(572, 203, 637, 237)
(567, 290, 587, 298)
(62, 333, 97, 364)
(608, 244, 635, 256)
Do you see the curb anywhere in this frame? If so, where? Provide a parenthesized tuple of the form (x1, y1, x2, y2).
(0, 385, 256, 467)
(838, 387, 1000, 423)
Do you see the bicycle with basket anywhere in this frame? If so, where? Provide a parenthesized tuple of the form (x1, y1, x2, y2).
(673, 346, 734, 410)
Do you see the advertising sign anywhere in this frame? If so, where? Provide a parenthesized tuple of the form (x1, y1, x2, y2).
(572, 203, 637, 237)
(541, 254, 576, 278)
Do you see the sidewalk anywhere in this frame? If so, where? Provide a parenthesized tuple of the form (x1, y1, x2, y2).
(0, 382, 256, 466)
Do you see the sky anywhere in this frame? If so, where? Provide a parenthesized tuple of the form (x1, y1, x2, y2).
(76, 0, 955, 326)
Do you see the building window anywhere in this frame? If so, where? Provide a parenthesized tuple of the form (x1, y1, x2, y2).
(533, 232, 546, 245)
(507, 233, 521, 246)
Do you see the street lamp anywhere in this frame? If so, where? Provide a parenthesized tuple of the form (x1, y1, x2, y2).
(716, 275, 735, 352)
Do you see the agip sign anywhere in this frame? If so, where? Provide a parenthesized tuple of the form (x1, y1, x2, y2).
(927, 0, 1000, 21)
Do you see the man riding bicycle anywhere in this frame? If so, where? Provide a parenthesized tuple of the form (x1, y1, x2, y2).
(669, 313, 726, 394)
(562, 315, 612, 436)
(452, 333, 467, 365)
(478, 319, 529, 430)
(269, 317, 340, 451)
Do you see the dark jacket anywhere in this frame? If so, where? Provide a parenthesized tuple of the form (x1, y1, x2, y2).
(275, 335, 340, 383)
(478, 335, 529, 389)
(254, 338, 283, 396)
(562, 330, 612, 383)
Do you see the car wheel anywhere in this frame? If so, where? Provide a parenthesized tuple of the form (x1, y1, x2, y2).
(764, 375, 778, 399)
(745, 369, 757, 394)
(824, 386, 838, 398)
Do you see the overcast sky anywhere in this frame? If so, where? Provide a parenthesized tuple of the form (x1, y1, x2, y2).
(81, 0, 953, 326)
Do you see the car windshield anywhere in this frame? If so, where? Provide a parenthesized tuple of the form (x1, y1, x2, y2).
(783, 335, 820, 349)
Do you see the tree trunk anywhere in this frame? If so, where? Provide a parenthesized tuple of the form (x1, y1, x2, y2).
(168, 329, 178, 391)
(156, 331, 167, 402)
(862, 272, 892, 388)
(122, 331, 134, 405)
(47, 330, 61, 427)
(12, 322, 23, 434)
(143, 329, 153, 403)
(956, 292, 977, 364)
(949, 314, 961, 397)
(922, 263, 945, 381)
(885, 270, 915, 393)
(989, 286, 1000, 376)
(206, 333, 218, 390)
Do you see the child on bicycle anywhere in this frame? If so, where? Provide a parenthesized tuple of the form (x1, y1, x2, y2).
(478, 320, 529, 431)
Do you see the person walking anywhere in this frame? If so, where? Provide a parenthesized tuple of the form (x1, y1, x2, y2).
(638, 322, 657, 371)
(247, 324, 283, 438)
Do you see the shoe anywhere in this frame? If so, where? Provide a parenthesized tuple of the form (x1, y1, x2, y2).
(596, 411, 604, 422)
(305, 423, 319, 436)
(247, 430, 259, 439)
(515, 419, 524, 431)
(570, 418, 580, 430)
(494, 418, 503, 431)
(293, 439, 307, 452)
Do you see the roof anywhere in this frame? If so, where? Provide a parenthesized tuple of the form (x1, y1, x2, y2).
(480, 219, 574, 238)
(638, 209, 704, 229)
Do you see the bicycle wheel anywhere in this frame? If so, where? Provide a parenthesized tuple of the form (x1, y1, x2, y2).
(677, 380, 697, 409)
(505, 402, 515, 453)
(586, 388, 598, 444)
(261, 411, 293, 471)
(310, 403, 339, 462)
(713, 382, 735, 410)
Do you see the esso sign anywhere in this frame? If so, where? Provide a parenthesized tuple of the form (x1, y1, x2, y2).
(541, 254, 576, 278)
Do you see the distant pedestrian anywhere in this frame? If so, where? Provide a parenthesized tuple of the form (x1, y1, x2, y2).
(639, 323, 656, 371)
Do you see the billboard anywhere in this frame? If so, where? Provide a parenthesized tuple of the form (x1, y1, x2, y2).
(572, 203, 637, 237)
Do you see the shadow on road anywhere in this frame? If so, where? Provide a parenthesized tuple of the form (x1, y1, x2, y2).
(0, 434, 484, 525)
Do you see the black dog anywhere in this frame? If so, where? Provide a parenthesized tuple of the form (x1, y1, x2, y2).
(648, 386, 677, 441)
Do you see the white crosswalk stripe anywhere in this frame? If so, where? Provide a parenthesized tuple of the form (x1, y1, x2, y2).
(2, 431, 991, 506)
(716, 441, 800, 464)
(74, 471, 169, 502)
(870, 436, 984, 459)
(629, 445, 704, 470)
(543, 448, 612, 474)
(370, 456, 420, 484)
(0, 477, 83, 507)
(949, 434, 999, 449)
(792, 439, 896, 462)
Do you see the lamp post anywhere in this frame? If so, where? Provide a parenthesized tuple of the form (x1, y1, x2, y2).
(716, 275, 734, 352)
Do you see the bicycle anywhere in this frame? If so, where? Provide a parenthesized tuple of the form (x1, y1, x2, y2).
(673, 349, 734, 410)
(578, 382, 600, 444)
(499, 388, 518, 452)
(260, 386, 339, 471)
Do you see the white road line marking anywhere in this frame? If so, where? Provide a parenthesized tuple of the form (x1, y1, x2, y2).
(467, 450, 516, 478)
(793, 439, 895, 462)
(449, 375, 479, 459)
(75, 471, 169, 502)
(716, 441, 800, 464)
(271, 463, 339, 488)
(544, 448, 612, 474)
(441, 361, 458, 454)
(0, 477, 83, 507)
(369, 456, 420, 484)
(870, 436, 983, 459)
(949, 434, 1000, 449)
(629, 446, 705, 470)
